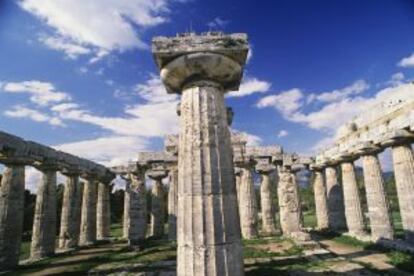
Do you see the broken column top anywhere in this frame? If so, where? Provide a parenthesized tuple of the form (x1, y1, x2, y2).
(164, 134, 179, 156)
(152, 32, 249, 94)
(137, 151, 177, 166)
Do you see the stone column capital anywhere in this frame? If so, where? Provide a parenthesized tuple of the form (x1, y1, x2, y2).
(255, 163, 276, 175)
(147, 170, 169, 181)
(353, 141, 383, 157)
(380, 129, 414, 148)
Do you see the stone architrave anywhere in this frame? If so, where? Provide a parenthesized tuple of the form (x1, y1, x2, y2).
(312, 168, 329, 230)
(30, 165, 57, 259)
(325, 166, 347, 231)
(128, 171, 148, 246)
(0, 164, 25, 270)
(278, 166, 302, 235)
(167, 166, 178, 240)
(152, 33, 247, 275)
(361, 150, 394, 241)
(239, 165, 258, 239)
(79, 178, 97, 245)
(148, 170, 168, 238)
(97, 182, 111, 240)
(59, 172, 83, 249)
(389, 138, 414, 244)
(340, 161, 365, 236)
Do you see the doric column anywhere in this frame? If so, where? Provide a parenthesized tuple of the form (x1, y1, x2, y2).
(0, 163, 25, 270)
(153, 33, 247, 276)
(311, 167, 329, 230)
(127, 169, 148, 246)
(239, 163, 258, 239)
(30, 164, 58, 260)
(340, 160, 365, 236)
(123, 178, 131, 239)
(257, 165, 277, 235)
(234, 167, 242, 208)
(167, 166, 178, 240)
(79, 178, 97, 246)
(148, 170, 168, 238)
(59, 171, 83, 249)
(97, 181, 111, 240)
(278, 166, 302, 235)
(325, 165, 347, 231)
(359, 144, 393, 241)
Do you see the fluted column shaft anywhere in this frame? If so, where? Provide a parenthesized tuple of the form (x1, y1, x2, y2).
(325, 166, 347, 231)
(0, 165, 25, 270)
(362, 154, 394, 240)
(59, 174, 82, 249)
(30, 169, 57, 259)
(97, 182, 111, 240)
(278, 168, 301, 235)
(150, 179, 165, 238)
(313, 170, 329, 230)
(235, 168, 242, 209)
(341, 162, 365, 235)
(123, 180, 131, 239)
(177, 83, 244, 276)
(168, 167, 178, 240)
(392, 143, 414, 243)
(79, 179, 97, 245)
(239, 167, 258, 239)
(260, 172, 277, 235)
(128, 172, 147, 245)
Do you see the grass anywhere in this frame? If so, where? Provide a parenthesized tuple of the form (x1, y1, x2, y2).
(302, 211, 317, 228)
(332, 235, 372, 248)
(110, 223, 123, 239)
(387, 251, 414, 273)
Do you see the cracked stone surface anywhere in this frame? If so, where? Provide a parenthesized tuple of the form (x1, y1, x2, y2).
(79, 179, 97, 246)
(97, 182, 111, 240)
(313, 170, 329, 230)
(239, 167, 258, 239)
(325, 166, 347, 231)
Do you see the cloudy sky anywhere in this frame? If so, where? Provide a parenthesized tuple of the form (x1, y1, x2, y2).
(1, 0, 414, 189)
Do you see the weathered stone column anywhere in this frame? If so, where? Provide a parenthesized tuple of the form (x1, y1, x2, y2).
(390, 140, 414, 243)
(257, 165, 277, 235)
(234, 167, 242, 208)
(340, 160, 365, 236)
(167, 166, 178, 240)
(148, 170, 168, 238)
(59, 172, 83, 249)
(311, 167, 329, 230)
(239, 163, 258, 239)
(0, 163, 25, 270)
(153, 33, 247, 275)
(278, 166, 302, 236)
(360, 146, 394, 241)
(325, 165, 347, 231)
(97, 181, 111, 240)
(123, 178, 131, 239)
(127, 169, 148, 246)
(30, 164, 57, 260)
(79, 178, 97, 246)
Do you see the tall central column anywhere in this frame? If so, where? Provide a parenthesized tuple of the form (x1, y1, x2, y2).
(59, 172, 82, 249)
(97, 181, 111, 240)
(30, 165, 57, 260)
(239, 164, 258, 239)
(361, 151, 394, 241)
(325, 165, 347, 231)
(168, 166, 178, 240)
(0, 163, 25, 270)
(258, 167, 277, 235)
(340, 161, 365, 236)
(311, 168, 329, 230)
(152, 33, 248, 275)
(148, 170, 168, 238)
(79, 177, 97, 246)
(128, 170, 148, 246)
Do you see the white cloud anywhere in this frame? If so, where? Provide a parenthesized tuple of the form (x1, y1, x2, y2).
(227, 77, 271, 98)
(207, 17, 229, 29)
(134, 75, 177, 103)
(39, 35, 91, 59)
(4, 105, 64, 126)
(308, 79, 369, 103)
(2, 80, 71, 106)
(19, 0, 181, 59)
(256, 88, 303, 115)
(385, 72, 405, 87)
(277, 130, 288, 138)
(246, 47, 253, 64)
(398, 52, 414, 68)
(54, 135, 150, 166)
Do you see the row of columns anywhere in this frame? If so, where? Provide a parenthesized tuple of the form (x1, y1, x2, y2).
(312, 138, 414, 244)
(0, 163, 112, 270)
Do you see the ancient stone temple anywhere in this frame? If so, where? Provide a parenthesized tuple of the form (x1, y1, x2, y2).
(152, 32, 248, 275)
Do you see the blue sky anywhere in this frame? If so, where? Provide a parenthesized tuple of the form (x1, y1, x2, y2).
(1, 0, 414, 183)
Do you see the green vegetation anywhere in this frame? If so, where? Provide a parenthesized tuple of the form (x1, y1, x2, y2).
(387, 251, 414, 273)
